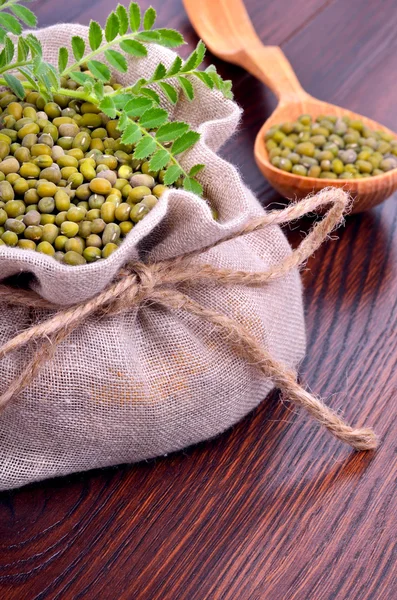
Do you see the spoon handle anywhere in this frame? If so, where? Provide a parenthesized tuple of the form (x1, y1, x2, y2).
(236, 45, 308, 102)
(183, 0, 308, 102)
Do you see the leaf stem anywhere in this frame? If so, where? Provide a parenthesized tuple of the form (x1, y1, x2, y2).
(0, 0, 20, 11)
(0, 78, 97, 104)
(0, 60, 32, 76)
(57, 87, 97, 103)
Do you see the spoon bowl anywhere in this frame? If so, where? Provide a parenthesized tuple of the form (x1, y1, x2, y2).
(183, 0, 397, 213)
(255, 97, 397, 213)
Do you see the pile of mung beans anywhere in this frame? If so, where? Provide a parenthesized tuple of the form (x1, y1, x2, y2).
(0, 80, 174, 265)
(265, 114, 397, 179)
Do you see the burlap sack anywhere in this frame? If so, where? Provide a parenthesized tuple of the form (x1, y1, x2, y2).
(0, 25, 308, 491)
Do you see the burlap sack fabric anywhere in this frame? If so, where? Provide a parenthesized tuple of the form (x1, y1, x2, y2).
(0, 26, 362, 491)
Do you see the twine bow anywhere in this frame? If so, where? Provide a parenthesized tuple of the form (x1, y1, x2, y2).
(0, 189, 378, 451)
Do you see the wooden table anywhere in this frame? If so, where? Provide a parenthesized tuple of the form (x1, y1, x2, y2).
(1, 1, 396, 598)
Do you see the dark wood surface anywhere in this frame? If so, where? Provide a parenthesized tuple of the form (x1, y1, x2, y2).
(1, 1, 397, 598)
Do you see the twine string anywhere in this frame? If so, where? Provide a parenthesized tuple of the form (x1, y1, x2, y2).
(0, 189, 378, 450)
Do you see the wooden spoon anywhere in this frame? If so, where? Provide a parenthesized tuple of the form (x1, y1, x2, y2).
(183, 0, 397, 213)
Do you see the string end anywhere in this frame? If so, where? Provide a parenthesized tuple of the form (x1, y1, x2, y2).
(348, 428, 378, 452)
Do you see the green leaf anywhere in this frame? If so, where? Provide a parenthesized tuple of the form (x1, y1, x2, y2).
(196, 40, 206, 65)
(104, 49, 128, 73)
(181, 50, 197, 74)
(129, 1, 141, 31)
(139, 107, 168, 129)
(183, 176, 203, 196)
(10, 5, 37, 27)
(120, 39, 147, 57)
(46, 63, 60, 90)
(159, 82, 178, 104)
(156, 28, 184, 48)
(33, 59, 52, 97)
(205, 65, 217, 75)
(135, 31, 160, 42)
(100, 96, 117, 118)
(25, 34, 42, 58)
(152, 62, 167, 81)
(18, 66, 36, 88)
(58, 47, 68, 73)
(149, 149, 170, 172)
(113, 93, 134, 108)
(105, 12, 119, 42)
(178, 76, 194, 100)
(4, 73, 25, 100)
(87, 60, 111, 82)
(204, 65, 233, 97)
(0, 13, 22, 35)
(117, 112, 129, 131)
(4, 36, 13, 63)
(121, 121, 142, 144)
(116, 4, 129, 35)
(0, 48, 6, 69)
(193, 71, 214, 89)
(166, 55, 182, 76)
(88, 20, 103, 51)
(124, 96, 153, 117)
(140, 87, 160, 103)
(163, 164, 183, 185)
(0, 29, 6, 45)
(222, 79, 233, 99)
(189, 164, 205, 177)
(93, 81, 104, 100)
(17, 37, 29, 62)
(143, 7, 156, 30)
(181, 41, 206, 73)
(83, 79, 94, 95)
(71, 36, 85, 61)
(205, 65, 221, 86)
(156, 122, 189, 142)
(83, 79, 94, 93)
(69, 70, 95, 85)
(172, 131, 200, 155)
(133, 136, 156, 160)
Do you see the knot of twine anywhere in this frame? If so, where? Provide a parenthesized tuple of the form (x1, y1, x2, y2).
(0, 189, 378, 451)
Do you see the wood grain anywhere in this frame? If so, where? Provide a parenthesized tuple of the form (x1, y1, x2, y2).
(1, 0, 397, 599)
